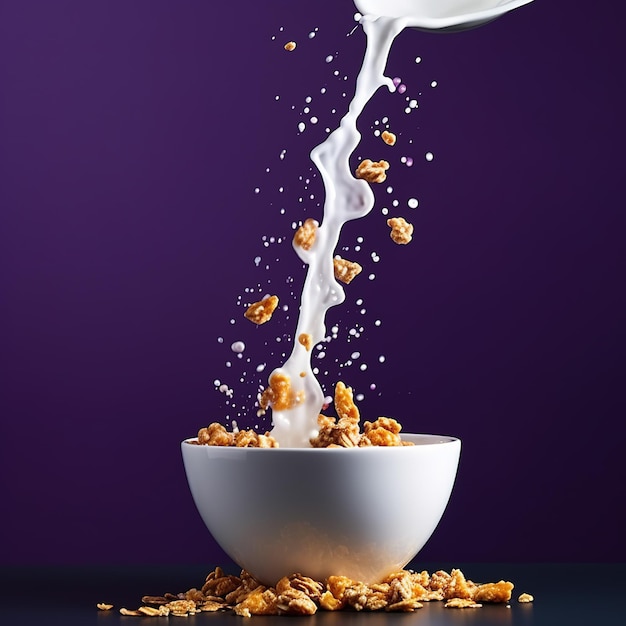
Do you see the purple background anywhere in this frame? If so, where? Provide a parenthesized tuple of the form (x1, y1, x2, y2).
(1, 0, 624, 565)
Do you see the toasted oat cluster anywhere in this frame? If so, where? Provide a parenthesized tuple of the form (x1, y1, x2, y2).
(381, 130, 396, 146)
(284, 41, 296, 51)
(259, 371, 304, 413)
(101, 566, 520, 617)
(244, 295, 279, 325)
(387, 216, 414, 244)
(310, 381, 411, 448)
(333, 256, 362, 284)
(293, 218, 318, 250)
(355, 159, 389, 183)
(193, 381, 412, 449)
(195, 422, 278, 448)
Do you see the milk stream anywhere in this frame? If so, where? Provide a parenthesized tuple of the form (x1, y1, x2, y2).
(269, 15, 410, 448)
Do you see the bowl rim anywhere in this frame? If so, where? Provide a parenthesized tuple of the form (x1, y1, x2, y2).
(181, 433, 460, 451)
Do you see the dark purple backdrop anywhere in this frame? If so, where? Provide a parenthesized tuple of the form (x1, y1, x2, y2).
(1, 1, 624, 565)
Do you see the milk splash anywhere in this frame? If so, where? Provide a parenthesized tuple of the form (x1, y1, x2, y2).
(267, 1, 534, 447)
(269, 16, 406, 448)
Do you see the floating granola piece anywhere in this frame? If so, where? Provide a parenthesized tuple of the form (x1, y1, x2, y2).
(473, 581, 514, 603)
(381, 130, 396, 146)
(198, 422, 234, 446)
(355, 159, 389, 183)
(334, 381, 359, 422)
(293, 218, 318, 250)
(518, 593, 534, 603)
(96, 603, 113, 611)
(284, 41, 296, 51)
(260, 371, 304, 412)
(445, 598, 483, 609)
(298, 333, 313, 351)
(333, 256, 362, 284)
(387, 216, 413, 244)
(244, 295, 279, 325)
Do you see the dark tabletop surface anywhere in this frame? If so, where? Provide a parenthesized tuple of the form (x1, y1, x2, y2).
(1, 562, 623, 625)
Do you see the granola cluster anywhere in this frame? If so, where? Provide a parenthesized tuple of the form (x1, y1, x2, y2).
(193, 381, 412, 449)
(333, 256, 362, 284)
(355, 158, 390, 183)
(310, 382, 411, 448)
(387, 216, 414, 244)
(293, 218, 318, 250)
(244, 295, 279, 325)
(193, 422, 278, 448)
(99, 566, 530, 617)
(381, 130, 396, 146)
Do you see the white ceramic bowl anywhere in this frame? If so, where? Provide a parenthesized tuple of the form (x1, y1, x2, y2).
(182, 434, 461, 585)
(354, 0, 534, 32)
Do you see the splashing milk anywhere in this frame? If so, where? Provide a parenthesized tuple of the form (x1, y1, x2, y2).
(268, 15, 414, 448)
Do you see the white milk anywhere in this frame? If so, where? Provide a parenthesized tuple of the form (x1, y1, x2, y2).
(269, 16, 406, 448)
(263, 2, 534, 446)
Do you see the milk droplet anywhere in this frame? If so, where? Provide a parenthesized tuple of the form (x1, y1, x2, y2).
(415, 56, 422, 63)
(310, 116, 318, 124)
(254, 256, 261, 266)
(398, 84, 407, 94)
(213, 379, 220, 387)
(326, 55, 333, 63)
(256, 363, 266, 372)
(408, 198, 419, 209)
(308, 31, 316, 39)
(405, 157, 414, 167)
(351, 351, 360, 359)
(426, 152, 434, 161)
(231, 341, 245, 353)
(254, 187, 260, 194)
(360, 364, 367, 371)
(378, 355, 386, 363)
(409, 99, 418, 109)
(431, 80, 438, 87)
(392, 77, 402, 87)
(217, 337, 224, 344)
(356, 393, 365, 401)
(298, 122, 306, 132)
